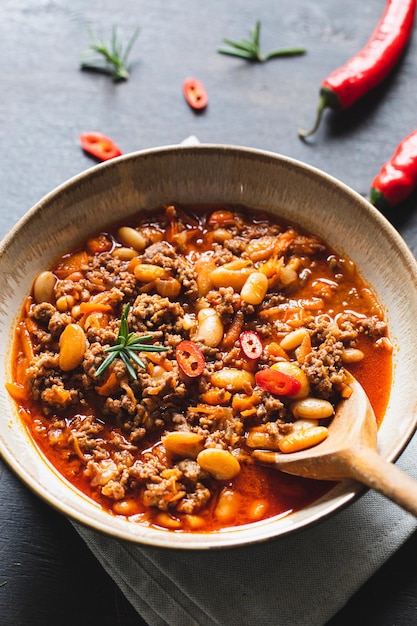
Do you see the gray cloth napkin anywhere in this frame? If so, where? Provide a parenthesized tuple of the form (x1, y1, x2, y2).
(73, 430, 417, 626)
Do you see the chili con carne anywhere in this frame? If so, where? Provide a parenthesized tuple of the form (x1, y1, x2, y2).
(299, 0, 416, 138)
(79, 131, 123, 161)
(370, 128, 417, 211)
(9, 204, 392, 532)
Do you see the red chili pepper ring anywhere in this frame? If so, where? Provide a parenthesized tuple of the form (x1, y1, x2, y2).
(240, 331, 263, 360)
(255, 368, 302, 397)
(176, 340, 206, 377)
(183, 77, 208, 110)
(79, 131, 123, 161)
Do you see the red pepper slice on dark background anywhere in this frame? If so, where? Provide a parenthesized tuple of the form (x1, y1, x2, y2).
(370, 128, 417, 211)
(299, 0, 416, 138)
(176, 340, 205, 377)
(183, 77, 208, 110)
(255, 368, 301, 396)
(79, 131, 123, 161)
(240, 331, 263, 360)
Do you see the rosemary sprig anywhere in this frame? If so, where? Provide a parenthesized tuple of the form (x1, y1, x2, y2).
(218, 21, 306, 62)
(80, 25, 140, 81)
(94, 304, 168, 380)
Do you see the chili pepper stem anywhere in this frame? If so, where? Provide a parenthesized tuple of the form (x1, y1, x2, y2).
(369, 188, 391, 212)
(298, 87, 341, 139)
(298, 94, 327, 139)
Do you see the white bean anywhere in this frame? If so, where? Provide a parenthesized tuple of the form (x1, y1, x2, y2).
(210, 264, 252, 291)
(33, 271, 56, 304)
(55, 295, 75, 312)
(210, 368, 255, 391)
(214, 488, 239, 523)
(134, 264, 169, 282)
(291, 418, 319, 430)
(291, 397, 334, 419)
(280, 327, 309, 351)
(117, 226, 146, 251)
(240, 272, 268, 305)
(162, 431, 204, 459)
(196, 308, 224, 347)
(197, 448, 241, 480)
(342, 348, 365, 363)
(59, 324, 87, 371)
(112, 246, 138, 260)
(156, 278, 181, 297)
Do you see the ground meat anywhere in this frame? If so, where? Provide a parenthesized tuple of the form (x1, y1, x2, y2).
(175, 257, 198, 299)
(131, 294, 185, 333)
(289, 234, 327, 256)
(175, 482, 211, 514)
(140, 241, 176, 264)
(206, 287, 240, 318)
(223, 236, 249, 256)
(48, 311, 73, 336)
(31, 302, 56, 325)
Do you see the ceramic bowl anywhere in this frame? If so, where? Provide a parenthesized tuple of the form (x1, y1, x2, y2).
(1, 144, 417, 549)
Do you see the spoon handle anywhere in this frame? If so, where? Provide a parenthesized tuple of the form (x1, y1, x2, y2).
(346, 448, 417, 517)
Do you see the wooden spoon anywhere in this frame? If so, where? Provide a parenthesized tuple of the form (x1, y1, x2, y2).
(252, 373, 417, 517)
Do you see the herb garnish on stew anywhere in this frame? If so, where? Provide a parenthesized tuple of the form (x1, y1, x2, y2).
(95, 303, 169, 379)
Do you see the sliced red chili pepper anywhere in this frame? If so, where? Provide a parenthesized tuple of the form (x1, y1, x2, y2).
(240, 331, 263, 360)
(370, 128, 417, 210)
(255, 368, 301, 396)
(299, 0, 417, 138)
(79, 131, 123, 161)
(176, 340, 205, 377)
(183, 77, 208, 110)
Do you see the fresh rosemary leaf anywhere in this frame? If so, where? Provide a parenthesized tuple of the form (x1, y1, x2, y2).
(127, 344, 169, 353)
(94, 352, 118, 378)
(80, 25, 140, 81)
(127, 351, 147, 371)
(119, 352, 137, 380)
(218, 20, 305, 63)
(94, 303, 169, 380)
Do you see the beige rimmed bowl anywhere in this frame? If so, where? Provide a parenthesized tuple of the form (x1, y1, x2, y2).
(1, 144, 417, 550)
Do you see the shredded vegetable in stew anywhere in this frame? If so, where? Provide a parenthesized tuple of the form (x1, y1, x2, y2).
(8, 204, 392, 532)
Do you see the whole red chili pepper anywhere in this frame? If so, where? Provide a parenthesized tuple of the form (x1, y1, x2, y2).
(370, 128, 417, 210)
(299, 0, 416, 138)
